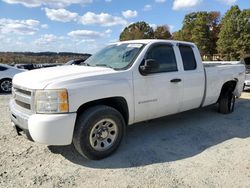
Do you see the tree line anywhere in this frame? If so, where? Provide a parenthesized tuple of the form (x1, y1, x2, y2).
(119, 5, 250, 61)
(0, 52, 91, 64)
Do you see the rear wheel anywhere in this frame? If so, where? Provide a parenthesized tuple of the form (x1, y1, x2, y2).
(0, 78, 12, 93)
(218, 90, 235, 114)
(73, 105, 125, 160)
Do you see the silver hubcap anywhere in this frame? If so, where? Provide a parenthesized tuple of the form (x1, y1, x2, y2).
(1, 80, 12, 92)
(89, 119, 118, 151)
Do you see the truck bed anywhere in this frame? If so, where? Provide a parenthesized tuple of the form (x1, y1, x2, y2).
(203, 61, 241, 67)
(202, 62, 245, 107)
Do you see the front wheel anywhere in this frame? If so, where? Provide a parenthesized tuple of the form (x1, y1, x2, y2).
(218, 91, 235, 114)
(73, 105, 125, 160)
(0, 78, 12, 93)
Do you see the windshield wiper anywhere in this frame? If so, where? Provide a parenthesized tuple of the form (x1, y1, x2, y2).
(95, 64, 114, 69)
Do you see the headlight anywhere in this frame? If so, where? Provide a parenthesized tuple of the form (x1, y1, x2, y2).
(35, 89, 69, 113)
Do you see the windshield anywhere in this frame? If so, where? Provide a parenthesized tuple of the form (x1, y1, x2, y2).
(81, 43, 145, 70)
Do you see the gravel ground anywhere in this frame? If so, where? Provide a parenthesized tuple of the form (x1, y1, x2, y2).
(0, 92, 250, 188)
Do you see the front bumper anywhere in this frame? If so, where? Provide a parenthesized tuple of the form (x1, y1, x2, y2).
(9, 99, 77, 145)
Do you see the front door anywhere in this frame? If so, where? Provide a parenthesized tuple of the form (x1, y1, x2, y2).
(133, 43, 183, 123)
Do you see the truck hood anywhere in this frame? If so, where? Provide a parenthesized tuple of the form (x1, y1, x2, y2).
(13, 65, 115, 89)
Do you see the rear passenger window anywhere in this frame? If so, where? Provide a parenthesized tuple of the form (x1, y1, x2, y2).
(179, 45, 197, 71)
(0, 66, 8, 71)
(146, 44, 177, 73)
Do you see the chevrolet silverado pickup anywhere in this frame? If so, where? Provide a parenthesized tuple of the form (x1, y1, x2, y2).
(9, 40, 245, 160)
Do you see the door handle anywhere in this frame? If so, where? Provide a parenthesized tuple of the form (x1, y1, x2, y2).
(170, 78, 182, 83)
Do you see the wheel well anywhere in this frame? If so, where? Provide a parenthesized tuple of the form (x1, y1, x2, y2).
(0, 78, 12, 81)
(76, 97, 129, 125)
(218, 80, 237, 102)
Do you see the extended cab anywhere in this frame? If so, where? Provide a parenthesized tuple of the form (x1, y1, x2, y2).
(9, 40, 245, 159)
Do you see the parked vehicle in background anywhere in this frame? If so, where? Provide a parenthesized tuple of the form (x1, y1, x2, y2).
(0, 64, 25, 93)
(10, 63, 62, 70)
(33, 63, 63, 69)
(14, 64, 35, 70)
(65, 57, 91, 66)
(9, 40, 245, 160)
(243, 56, 250, 90)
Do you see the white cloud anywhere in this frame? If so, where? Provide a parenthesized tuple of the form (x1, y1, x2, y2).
(169, 25, 175, 32)
(35, 34, 63, 46)
(68, 30, 104, 39)
(2, 0, 40, 7)
(0, 36, 25, 51)
(149, 24, 157, 30)
(0, 35, 4, 40)
(78, 39, 96, 43)
(122, 10, 138, 19)
(155, 0, 166, 3)
(216, 0, 237, 5)
(76, 39, 96, 46)
(41, 24, 49, 29)
(0, 33, 103, 53)
(44, 8, 79, 22)
(104, 29, 112, 37)
(0, 33, 91, 53)
(143, 4, 152, 11)
(0, 18, 40, 35)
(172, 0, 202, 10)
(2, 0, 93, 8)
(108, 39, 118, 43)
(79, 12, 127, 26)
(44, 9, 128, 26)
(105, 29, 112, 34)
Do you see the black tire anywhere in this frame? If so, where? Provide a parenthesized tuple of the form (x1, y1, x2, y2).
(218, 90, 235, 114)
(0, 78, 12, 93)
(73, 105, 125, 160)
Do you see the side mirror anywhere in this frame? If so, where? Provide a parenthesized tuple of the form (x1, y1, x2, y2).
(140, 59, 159, 75)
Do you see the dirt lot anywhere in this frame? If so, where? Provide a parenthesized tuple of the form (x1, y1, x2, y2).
(0, 92, 250, 188)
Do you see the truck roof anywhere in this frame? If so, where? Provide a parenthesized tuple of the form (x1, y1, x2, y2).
(113, 39, 195, 46)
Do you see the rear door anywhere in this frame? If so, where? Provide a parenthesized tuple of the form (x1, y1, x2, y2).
(133, 43, 183, 122)
(177, 44, 205, 112)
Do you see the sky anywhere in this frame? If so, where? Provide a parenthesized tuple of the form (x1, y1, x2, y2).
(0, 0, 249, 53)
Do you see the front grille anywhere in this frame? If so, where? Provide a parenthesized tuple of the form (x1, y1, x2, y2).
(16, 100, 31, 110)
(13, 86, 33, 112)
(15, 88, 31, 96)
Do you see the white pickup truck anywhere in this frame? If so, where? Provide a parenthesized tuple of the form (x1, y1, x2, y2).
(9, 40, 245, 160)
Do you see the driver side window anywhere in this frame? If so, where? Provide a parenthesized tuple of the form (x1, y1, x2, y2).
(146, 44, 178, 73)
